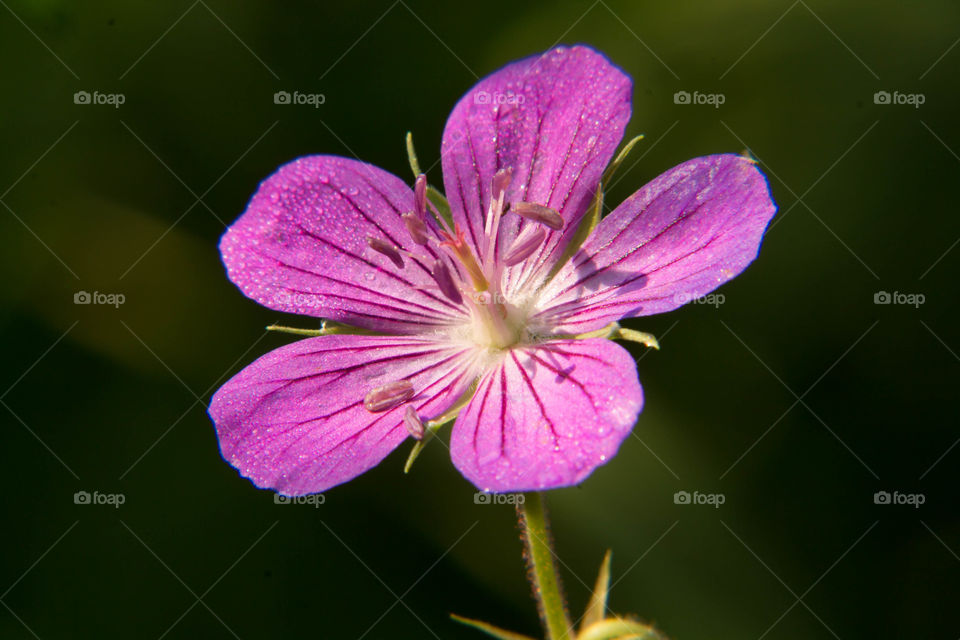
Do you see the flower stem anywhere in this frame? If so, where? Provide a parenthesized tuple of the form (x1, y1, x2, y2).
(517, 493, 573, 640)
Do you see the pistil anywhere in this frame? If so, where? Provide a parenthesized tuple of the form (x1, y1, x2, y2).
(441, 228, 489, 291)
(471, 292, 519, 350)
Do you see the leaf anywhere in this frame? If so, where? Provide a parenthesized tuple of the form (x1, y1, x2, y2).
(450, 614, 537, 640)
(580, 550, 612, 631)
(427, 185, 455, 229)
(601, 134, 645, 185)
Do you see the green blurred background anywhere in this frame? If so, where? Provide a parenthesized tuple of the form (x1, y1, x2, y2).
(2, 1, 957, 638)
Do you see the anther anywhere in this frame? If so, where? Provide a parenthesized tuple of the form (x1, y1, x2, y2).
(414, 174, 428, 220)
(511, 202, 564, 231)
(366, 236, 404, 269)
(432, 259, 463, 305)
(491, 167, 513, 202)
(402, 212, 430, 245)
(502, 224, 547, 266)
(364, 380, 414, 412)
(403, 405, 425, 440)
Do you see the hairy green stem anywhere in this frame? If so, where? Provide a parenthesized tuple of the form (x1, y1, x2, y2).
(517, 493, 572, 640)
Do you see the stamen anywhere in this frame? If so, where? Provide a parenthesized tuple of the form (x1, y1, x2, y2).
(364, 380, 414, 412)
(511, 202, 564, 231)
(502, 224, 546, 266)
(366, 236, 404, 269)
(491, 167, 513, 208)
(484, 167, 514, 267)
(414, 174, 428, 220)
(403, 405, 425, 440)
(402, 212, 430, 245)
(432, 259, 463, 305)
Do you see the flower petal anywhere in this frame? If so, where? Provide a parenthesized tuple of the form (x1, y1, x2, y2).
(450, 339, 642, 492)
(220, 155, 466, 334)
(535, 154, 777, 333)
(440, 45, 632, 288)
(210, 335, 478, 496)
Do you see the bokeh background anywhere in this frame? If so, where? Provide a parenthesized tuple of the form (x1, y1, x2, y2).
(2, 1, 958, 638)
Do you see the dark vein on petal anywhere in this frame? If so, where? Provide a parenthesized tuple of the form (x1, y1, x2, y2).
(510, 350, 560, 442)
(290, 222, 463, 314)
(470, 367, 496, 458)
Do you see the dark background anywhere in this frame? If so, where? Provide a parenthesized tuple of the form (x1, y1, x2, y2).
(2, 1, 957, 638)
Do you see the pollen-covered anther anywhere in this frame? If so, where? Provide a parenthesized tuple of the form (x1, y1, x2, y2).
(502, 224, 547, 266)
(414, 174, 428, 219)
(402, 212, 430, 245)
(511, 202, 564, 231)
(432, 259, 464, 305)
(403, 405, 425, 440)
(366, 236, 405, 269)
(364, 380, 415, 412)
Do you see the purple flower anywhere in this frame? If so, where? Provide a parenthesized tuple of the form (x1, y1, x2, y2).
(209, 45, 776, 495)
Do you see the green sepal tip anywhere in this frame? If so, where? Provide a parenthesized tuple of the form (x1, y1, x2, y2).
(580, 550, 613, 632)
(577, 617, 661, 640)
(450, 614, 537, 640)
(545, 134, 645, 283)
(266, 320, 381, 337)
(405, 131, 421, 178)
